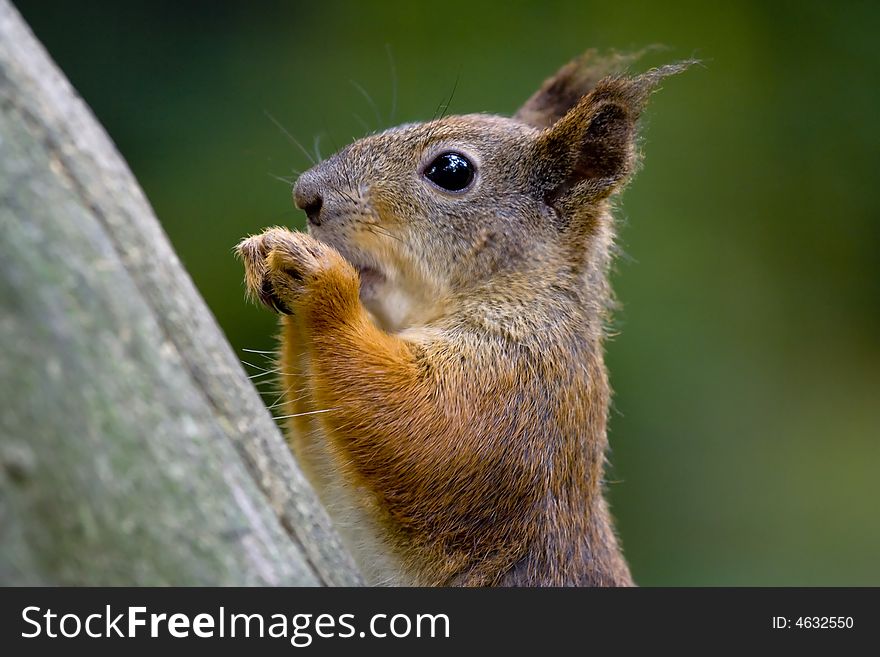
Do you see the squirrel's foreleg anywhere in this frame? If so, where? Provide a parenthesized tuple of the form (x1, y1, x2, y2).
(238, 228, 537, 584)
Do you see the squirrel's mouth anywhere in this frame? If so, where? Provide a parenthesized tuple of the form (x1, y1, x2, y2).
(328, 243, 386, 298)
(306, 227, 386, 300)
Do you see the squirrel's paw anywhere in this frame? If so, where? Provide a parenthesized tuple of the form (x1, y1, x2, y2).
(236, 227, 354, 315)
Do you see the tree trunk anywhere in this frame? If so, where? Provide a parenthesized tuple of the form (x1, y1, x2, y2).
(0, 0, 362, 586)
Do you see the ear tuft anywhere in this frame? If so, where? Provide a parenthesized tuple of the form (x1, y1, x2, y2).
(515, 49, 656, 129)
(535, 61, 694, 209)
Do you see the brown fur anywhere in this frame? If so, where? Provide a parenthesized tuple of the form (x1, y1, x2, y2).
(236, 52, 689, 586)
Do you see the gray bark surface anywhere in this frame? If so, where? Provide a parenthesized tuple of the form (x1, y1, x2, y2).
(0, 0, 362, 586)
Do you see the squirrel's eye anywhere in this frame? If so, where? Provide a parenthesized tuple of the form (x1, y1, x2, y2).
(423, 152, 475, 192)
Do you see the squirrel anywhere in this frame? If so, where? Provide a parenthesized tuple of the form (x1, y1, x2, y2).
(237, 51, 688, 586)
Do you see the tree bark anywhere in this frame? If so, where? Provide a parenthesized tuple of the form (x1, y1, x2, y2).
(0, 0, 362, 586)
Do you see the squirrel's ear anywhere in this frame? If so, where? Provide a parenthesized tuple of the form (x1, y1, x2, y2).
(534, 64, 690, 208)
(515, 50, 645, 129)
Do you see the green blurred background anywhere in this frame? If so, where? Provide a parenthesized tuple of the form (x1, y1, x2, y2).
(13, 0, 878, 585)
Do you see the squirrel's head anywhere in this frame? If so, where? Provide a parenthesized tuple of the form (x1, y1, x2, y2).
(294, 53, 688, 332)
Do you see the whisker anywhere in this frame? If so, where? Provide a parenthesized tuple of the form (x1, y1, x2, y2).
(313, 133, 324, 162)
(321, 121, 342, 154)
(268, 172, 296, 186)
(266, 393, 292, 410)
(267, 387, 312, 411)
(327, 183, 358, 205)
(385, 43, 398, 124)
(421, 73, 461, 151)
(352, 113, 371, 135)
(249, 370, 280, 380)
(350, 79, 383, 130)
(241, 359, 277, 373)
(438, 71, 460, 123)
(265, 110, 316, 166)
(274, 408, 339, 420)
(365, 224, 404, 243)
(266, 385, 295, 411)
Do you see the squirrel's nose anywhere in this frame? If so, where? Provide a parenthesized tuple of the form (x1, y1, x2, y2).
(293, 178, 324, 226)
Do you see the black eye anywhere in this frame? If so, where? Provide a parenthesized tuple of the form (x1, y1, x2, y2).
(423, 152, 475, 192)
